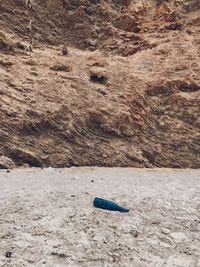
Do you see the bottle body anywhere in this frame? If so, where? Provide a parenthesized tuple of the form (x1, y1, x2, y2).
(93, 197, 129, 213)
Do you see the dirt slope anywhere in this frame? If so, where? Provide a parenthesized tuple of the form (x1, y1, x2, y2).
(0, 0, 200, 168)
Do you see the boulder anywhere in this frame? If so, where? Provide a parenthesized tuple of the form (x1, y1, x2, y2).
(0, 156, 15, 169)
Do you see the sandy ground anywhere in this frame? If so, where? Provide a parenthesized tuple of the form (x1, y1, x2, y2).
(0, 168, 200, 267)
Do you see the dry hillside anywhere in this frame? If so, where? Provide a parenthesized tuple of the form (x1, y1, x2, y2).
(0, 0, 200, 168)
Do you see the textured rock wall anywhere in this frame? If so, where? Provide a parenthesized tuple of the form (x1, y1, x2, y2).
(0, 0, 199, 168)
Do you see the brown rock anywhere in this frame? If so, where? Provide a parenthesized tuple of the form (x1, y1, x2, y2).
(0, 156, 15, 169)
(0, 0, 199, 168)
(62, 46, 68, 56)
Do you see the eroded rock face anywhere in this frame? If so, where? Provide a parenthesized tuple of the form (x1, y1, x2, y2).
(0, 0, 199, 168)
(0, 0, 190, 55)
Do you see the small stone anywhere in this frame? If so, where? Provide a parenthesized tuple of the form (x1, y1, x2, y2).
(132, 26, 141, 33)
(5, 251, 12, 258)
(0, 156, 15, 169)
(51, 250, 66, 257)
(165, 22, 183, 31)
(46, 240, 60, 248)
(130, 230, 138, 237)
(186, 28, 192, 35)
(161, 228, 171, 235)
(97, 88, 107, 96)
(62, 46, 68, 56)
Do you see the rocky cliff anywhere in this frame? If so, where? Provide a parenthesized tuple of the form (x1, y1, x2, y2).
(0, 0, 199, 168)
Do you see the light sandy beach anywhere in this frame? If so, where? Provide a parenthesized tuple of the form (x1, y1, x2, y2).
(0, 168, 200, 267)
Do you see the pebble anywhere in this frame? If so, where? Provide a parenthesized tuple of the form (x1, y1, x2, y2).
(5, 251, 12, 258)
(161, 228, 171, 235)
(46, 240, 60, 248)
(130, 229, 139, 237)
(62, 46, 68, 56)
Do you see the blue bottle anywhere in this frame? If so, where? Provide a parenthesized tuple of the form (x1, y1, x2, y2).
(93, 197, 129, 213)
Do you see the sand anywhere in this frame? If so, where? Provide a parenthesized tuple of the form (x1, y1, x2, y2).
(0, 167, 200, 266)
